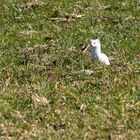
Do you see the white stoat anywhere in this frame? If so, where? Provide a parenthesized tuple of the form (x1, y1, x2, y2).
(89, 39, 110, 65)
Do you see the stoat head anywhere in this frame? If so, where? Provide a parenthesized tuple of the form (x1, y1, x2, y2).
(90, 39, 101, 48)
(81, 39, 101, 53)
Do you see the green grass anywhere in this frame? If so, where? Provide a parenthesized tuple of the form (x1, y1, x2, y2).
(0, 0, 140, 139)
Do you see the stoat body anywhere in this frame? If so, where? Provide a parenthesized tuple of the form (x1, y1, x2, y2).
(90, 39, 110, 65)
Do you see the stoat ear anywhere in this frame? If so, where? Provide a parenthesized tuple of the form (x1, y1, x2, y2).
(96, 39, 100, 45)
(96, 39, 100, 42)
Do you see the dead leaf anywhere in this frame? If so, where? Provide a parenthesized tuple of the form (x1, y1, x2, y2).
(79, 29, 86, 33)
(65, 13, 84, 19)
(68, 47, 77, 52)
(50, 12, 84, 24)
(19, 30, 38, 37)
(110, 134, 126, 140)
(34, 44, 49, 52)
(81, 69, 94, 75)
(5, 77, 11, 86)
(50, 17, 75, 23)
(124, 16, 135, 21)
(22, 1, 45, 9)
(52, 123, 67, 131)
(31, 94, 50, 108)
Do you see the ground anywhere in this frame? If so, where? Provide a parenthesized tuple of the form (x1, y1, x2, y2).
(0, 0, 140, 139)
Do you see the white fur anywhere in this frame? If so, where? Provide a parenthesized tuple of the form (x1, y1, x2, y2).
(89, 39, 110, 65)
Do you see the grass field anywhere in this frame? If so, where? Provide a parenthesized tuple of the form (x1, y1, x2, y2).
(0, 0, 140, 139)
